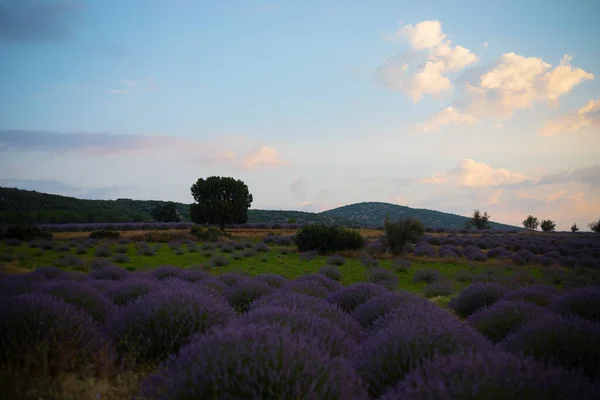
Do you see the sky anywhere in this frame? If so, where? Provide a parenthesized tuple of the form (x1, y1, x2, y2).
(1, 0, 599, 231)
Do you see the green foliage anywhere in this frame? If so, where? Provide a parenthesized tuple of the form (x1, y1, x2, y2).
(465, 210, 491, 230)
(294, 225, 365, 254)
(540, 219, 556, 232)
(189, 176, 253, 228)
(523, 215, 539, 230)
(89, 230, 121, 240)
(571, 223, 579, 233)
(0, 225, 51, 241)
(189, 226, 230, 242)
(589, 217, 600, 234)
(287, 218, 297, 223)
(150, 202, 180, 222)
(383, 218, 425, 255)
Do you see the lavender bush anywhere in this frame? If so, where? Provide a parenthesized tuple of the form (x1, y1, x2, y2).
(106, 287, 235, 364)
(412, 268, 440, 284)
(382, 350, 594, 400)
(502, 284, 559, 306)
(351, 290, 424, 330)
(319, 265, 342, 281)
(253, 273, 288, 288)
(224, 278, 275, 313)
(366, 268, 398, 290)
(550, 287, 600, 322)
(39, 281, 115, 323)
(449, 282, 508, 317)
(327, 282, 387, 313)
(136, 325, 368, 400)
(104, 278, 163, 306)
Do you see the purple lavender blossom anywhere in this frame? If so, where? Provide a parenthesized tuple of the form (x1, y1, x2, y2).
(550, 287, 600, 322)
(136, 325, 369, 400)
(327, 282, 387, 313)
(449, 282, 508, 317)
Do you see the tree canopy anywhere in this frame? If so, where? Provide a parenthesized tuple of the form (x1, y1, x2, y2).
(523, 215, 539, 231)
(466, 209, 491, 230)
(189, 176, 253, 229)
(540, 219, 556, 232)
(151, 202, 180, 222)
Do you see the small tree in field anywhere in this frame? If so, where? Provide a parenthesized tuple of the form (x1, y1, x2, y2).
(589, 218, 600, 234)
(151, 202, 180, 222)
(522, 215, 539, 231)
(466, 210, 491, 230)
(571, 223, 579, 233)
(383, 218, 425, 255)
(189, 176, 253, 229)
(540, 219, 556, 232)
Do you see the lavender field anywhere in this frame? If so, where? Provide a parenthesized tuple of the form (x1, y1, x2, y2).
(1, 228, 600, 399)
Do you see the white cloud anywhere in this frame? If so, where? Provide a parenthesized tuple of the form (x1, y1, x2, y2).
(240, 146, 289, 170)
(290, 178, 307, 202)
(377, 20, 478, 103)
(483, 41, 489, 48)
(413, 107, 476, 132)
(539, 98, 600, 136)
(417, 52, 594, 130)
(421, 159, 530, 187)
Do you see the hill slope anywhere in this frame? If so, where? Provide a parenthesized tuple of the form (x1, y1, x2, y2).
(321, 202, 522, 231)
(0, 187, 522, 230)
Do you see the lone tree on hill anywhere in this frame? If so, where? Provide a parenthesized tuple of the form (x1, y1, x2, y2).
(571, 223, 579, 233)
(540, 219, 556, 232)
(523, 215, 539, 231)
(466, 210, 491, 230)
(151, 202, 180, 222)
(590, 217, 600, 234)
(189, 176, 253, 229)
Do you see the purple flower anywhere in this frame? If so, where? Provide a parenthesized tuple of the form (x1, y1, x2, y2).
(502, 284, 559, 306)
(351, 290, 424, 330)
(449, 282, 508, 317)
(501, 313, 600, 381)
(136, 325, 369, 400)
(366, 267, 398, 290)
(356, 310, 492, 398)
(39, 281, 115, 323)
(550, 287, 600, 322)
(382, 350, 595, 400)
(0, 294, 109, 373)
(88, 265, 129, 281)
(151, 265, 183, 280)
(467, 300, 555, 343)
(104, 278, 164, 306)
(224, 278, 275, 313)
(252, 273, 289, 288)
(294, 273, 342, 293)
(105, 287, 235, 364)
(327, 282, 387, 313)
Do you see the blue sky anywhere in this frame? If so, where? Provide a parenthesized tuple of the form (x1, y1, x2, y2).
(1, 0, 599, 230)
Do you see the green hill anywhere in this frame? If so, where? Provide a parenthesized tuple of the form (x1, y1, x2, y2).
(0, 187, 521, 230)
(321, 202, 522, 231)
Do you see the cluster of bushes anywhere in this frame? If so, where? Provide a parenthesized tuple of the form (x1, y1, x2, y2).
(2, 264, 599, 399)
(89, 230, 121, 240)
(0, 225, 52, 241)
(295, 225, 364, 254)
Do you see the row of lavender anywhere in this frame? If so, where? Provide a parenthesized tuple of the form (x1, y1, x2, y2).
(1, 265, 599, 399)
(364, 232, 600, 268)
(14, 221, 537, 233)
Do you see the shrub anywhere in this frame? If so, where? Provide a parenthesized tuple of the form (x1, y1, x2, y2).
(178, 269, 210, 283)
(454, 269, 474, 282)
(39, 281, 115, 323)
(114, 245, 129, 254)
(253, 243, 270, 253)
(550, 287, 600, 322)
(467, 300, 555, 343)
(137, 325, 368, 400)
(224, 279, 275, 313)
(356, 312, 492, 398)
(105, 278, 163, 305)
(327, 254, 345, 266)
(151, 265, 183, 280)
(449, 282, 509, 317)
(366, 268, 398, 290)
(253, 273, 288, 288)
(233, 307, 358, 358)
(250, 290, 362, 338)
(32, 265, 64, 280)
(502, 284, 559, 306)
(2, 224, 50, 241)
(106, 287, 235, 364)
(412, 268, 440, 284)
(414, 241, 435, 257)
(294, 273, 342, 292)
(189, 225, 228, 242)
(295, 225, 364, 254)
(501, 314, 600, 381)
(276, 235, 294, 246)
(359, 253, 379, 268)
(382, 350, 594, 400)
(89, 258, 113, 270)
(383, 218, 425, 255)
(282, 279, 331, 299)
(55, 254, 88, 270)
(208, 255, 229, 267)
(196, 278, 229, 294)
(216, 273, 249, 287)
(94, 245, 112, 258)
(88, 265, 129, 281)
(319, 265, 342, 281)
(327, 282, 387, 313)
(351, 290, 423, 329)
(111, 253, 130, 264)
(559, 255, 579, 267)
(392, 258, 411, 273)
(423, 277, 454, 298)
(298, 250, 317, 261)
(89, 230, 120, 240)
(0, 294, 108, 375)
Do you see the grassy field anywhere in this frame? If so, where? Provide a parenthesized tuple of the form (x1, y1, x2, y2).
(0, 228, 568, 299)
